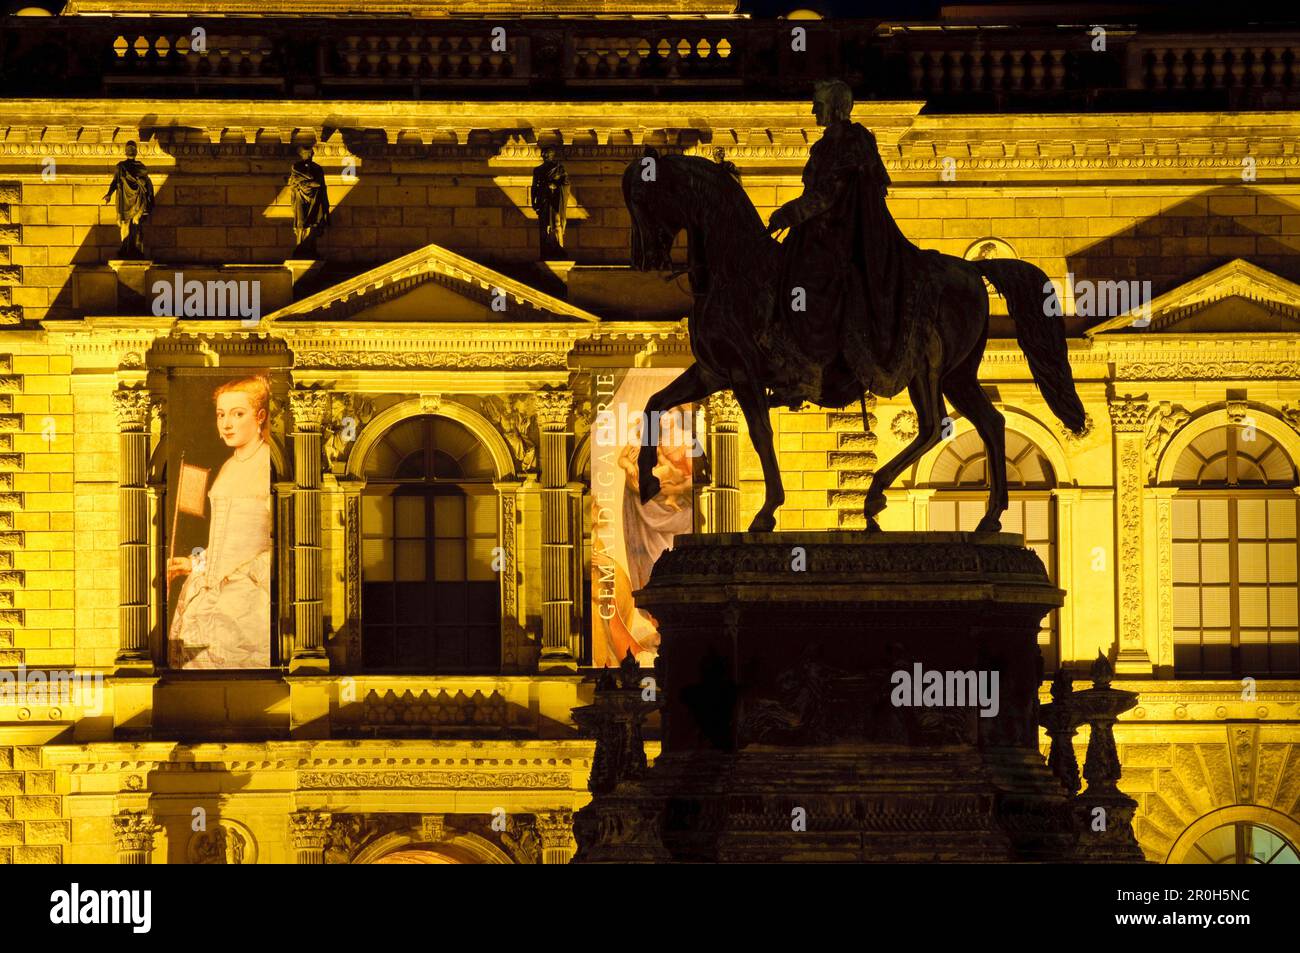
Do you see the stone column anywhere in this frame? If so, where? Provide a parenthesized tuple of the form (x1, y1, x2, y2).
(1152, 486, 1177, 674)
(289, 810, 332, 864)
(536, 809, 577, 864)
(536, 390, 575, 671)
(567, 481, 586, 660)
(290, 390, 330, 672)
(114, 389, 153, 671)
(704, 391, 740, 533)
(907, 487, 935, 532)
(113, 811, 161, 864)
(1052, 487, 1080, 669)
(1108, 395, 1151, 675)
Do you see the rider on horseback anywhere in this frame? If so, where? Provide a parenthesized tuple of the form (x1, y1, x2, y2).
(767, 79, 923, 403)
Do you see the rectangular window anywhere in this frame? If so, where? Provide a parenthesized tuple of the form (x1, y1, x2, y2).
(1173, 494, 1300, 676)
(929, 495, 1059, 673)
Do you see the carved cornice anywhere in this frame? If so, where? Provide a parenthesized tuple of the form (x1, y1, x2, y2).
(288, 810, 333, 851)
(112, 388, 153, 432)
(112, 811, 161, 853)
(292, 349, 570, 371)
(289, 389, 332, 431)
(1108, 395, 1150, 434)
(297, 770, 574, 789)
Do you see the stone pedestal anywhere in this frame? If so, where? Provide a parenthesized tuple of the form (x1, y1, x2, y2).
(591, 531, 1103, 863)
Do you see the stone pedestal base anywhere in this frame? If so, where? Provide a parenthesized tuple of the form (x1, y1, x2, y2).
(609, 531, 1105, 863)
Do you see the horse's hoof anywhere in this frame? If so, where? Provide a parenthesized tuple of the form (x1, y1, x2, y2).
(864, 516, 882, 533)
(975, 517, 1002, 533)
(639, 473, 661, 505)
(747, 514, 776, 533)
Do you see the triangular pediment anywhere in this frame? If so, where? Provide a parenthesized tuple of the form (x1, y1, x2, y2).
(264, 243, 600, 325)
(1087, 259, 1300, 336)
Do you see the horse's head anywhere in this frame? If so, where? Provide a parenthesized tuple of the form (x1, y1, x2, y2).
(623, 148, 758, 273)
(623, 147, 679, 271)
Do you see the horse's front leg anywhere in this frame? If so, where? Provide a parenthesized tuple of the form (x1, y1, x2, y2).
(637, 364, 715, 505)
(734, 383, 783, 532)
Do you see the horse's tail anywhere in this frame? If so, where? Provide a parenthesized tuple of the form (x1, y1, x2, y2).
(975, 258, 1086, 433)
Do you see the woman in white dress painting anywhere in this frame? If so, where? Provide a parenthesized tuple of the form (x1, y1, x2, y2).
(166, 375, 273, 669)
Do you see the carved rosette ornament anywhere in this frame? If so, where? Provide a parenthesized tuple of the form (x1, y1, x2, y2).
(112, 388, 153, 432)
(290, 388, 331, 433)
(289, 810, 333, 864)
(113, 811, 162, 864)
(890, 409, 919, 441)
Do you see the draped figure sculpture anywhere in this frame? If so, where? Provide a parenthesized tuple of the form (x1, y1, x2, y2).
(289, 145, 330, 258)
(103, 140, 155, 259)
(529, 145, 569, 260)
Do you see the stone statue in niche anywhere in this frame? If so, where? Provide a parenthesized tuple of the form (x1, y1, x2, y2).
(529, 145, 569, 260)
(103, 140, 154, 259)
(289, 145, 330, 258)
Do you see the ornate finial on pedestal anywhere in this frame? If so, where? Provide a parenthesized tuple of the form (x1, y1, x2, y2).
(1042, 655, 1145, 862)
(1089, 649, 1114, 688)
(570, 657, 668, 863)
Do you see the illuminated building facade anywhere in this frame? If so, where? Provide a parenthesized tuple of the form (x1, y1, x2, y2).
(0, 2, 1296, 864)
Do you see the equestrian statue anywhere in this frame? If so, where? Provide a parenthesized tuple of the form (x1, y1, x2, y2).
(624, 79, 1086, 533)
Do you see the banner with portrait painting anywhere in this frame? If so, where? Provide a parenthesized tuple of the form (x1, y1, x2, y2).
(165, 372, 273, 669)
(590, 368, 705, 667)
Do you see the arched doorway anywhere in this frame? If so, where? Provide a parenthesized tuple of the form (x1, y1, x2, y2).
(359, 414, 501, 673)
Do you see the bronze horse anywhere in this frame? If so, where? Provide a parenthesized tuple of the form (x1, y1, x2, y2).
(623, 149, 1086, 533)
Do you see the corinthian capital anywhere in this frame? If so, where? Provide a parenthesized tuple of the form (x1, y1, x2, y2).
(113, 389, 154, 432)
(112, 811, 162, 853)
(705, 391, 741, 429)
(290, 389, 332, 432)
(534, 388, 572, 432)
(1108, 395, 1149, 434)
(288, 810, 333, 850)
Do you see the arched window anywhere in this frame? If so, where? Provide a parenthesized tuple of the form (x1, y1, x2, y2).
(1177, 822, 1299, 864)
(360, 415, 499, 673)
(1172, 426, 1299, 676)
(927, 429, 1059, 672)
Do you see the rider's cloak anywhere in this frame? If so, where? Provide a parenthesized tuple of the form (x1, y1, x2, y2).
(775, 119, 927, 401)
